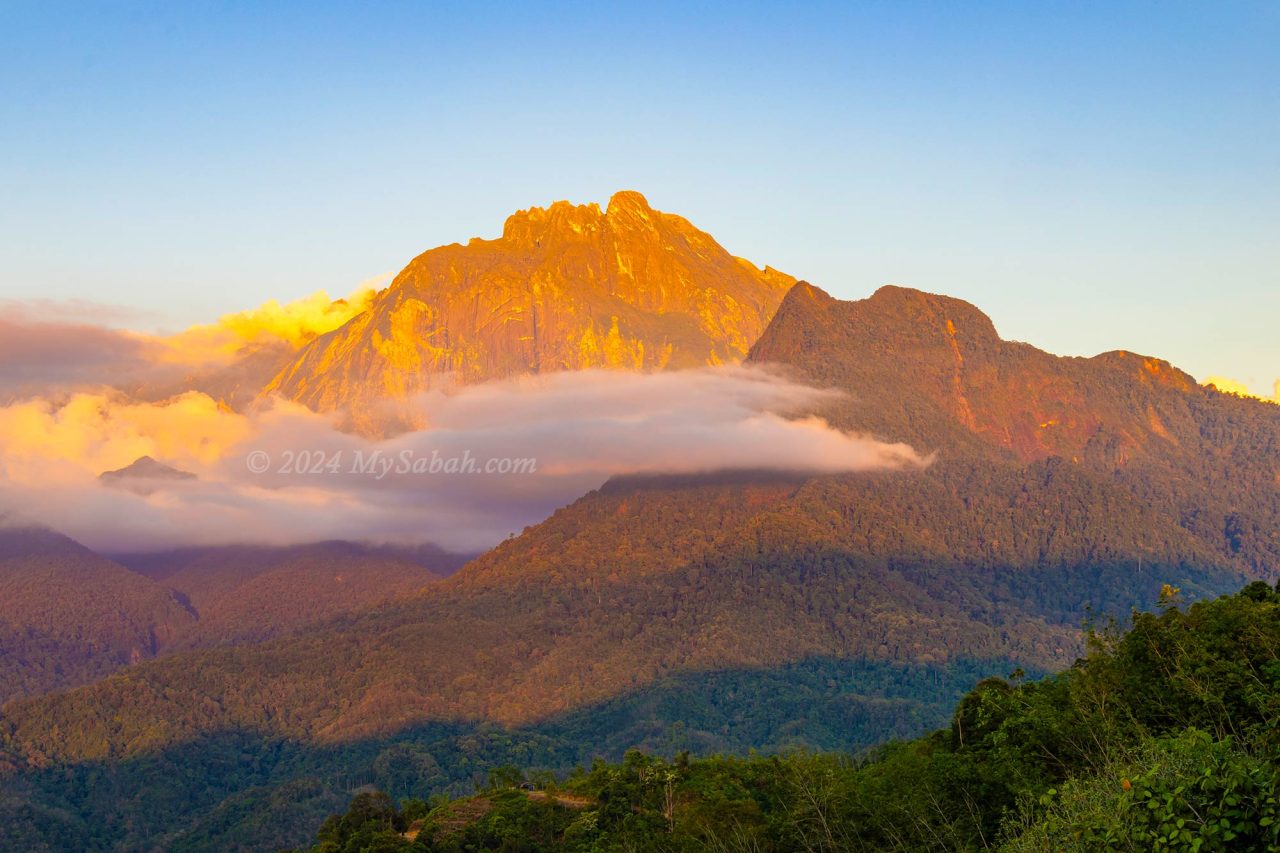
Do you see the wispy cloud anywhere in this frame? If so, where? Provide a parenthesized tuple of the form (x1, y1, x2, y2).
(0, 367, 927, 553)
(0, 298, 162, 326)
(0, 279, 387, 399)
(0, 317, 155, 397)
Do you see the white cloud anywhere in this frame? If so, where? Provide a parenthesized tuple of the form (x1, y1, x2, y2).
(0, 367, 927, 553)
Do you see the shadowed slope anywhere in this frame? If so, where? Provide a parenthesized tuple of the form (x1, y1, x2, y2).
(115, 542, 461, 648)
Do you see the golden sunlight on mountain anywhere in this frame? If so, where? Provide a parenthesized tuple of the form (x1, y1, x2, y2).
(263, 191, 795, 433)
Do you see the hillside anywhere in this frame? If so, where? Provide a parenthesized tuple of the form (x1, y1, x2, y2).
(116, 542, 447, 648)
(0, 529, 459, 707)
(0, 522, 195, 704)
(263, 191, 795, 432)
(292, 580, 1280, 853)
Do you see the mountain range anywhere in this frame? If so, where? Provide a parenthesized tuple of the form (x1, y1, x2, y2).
(0, 193, 1277, 851)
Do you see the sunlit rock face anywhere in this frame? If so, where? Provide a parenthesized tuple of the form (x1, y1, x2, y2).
(264, 191, 795, 432)
(748, 283, 1248, 466)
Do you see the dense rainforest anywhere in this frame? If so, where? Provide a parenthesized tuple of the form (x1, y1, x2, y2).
(297, 580, 1280, 852)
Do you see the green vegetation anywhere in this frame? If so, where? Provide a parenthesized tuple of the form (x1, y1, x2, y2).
(297, 581, 1280, 852)
(0, 463, 1251, 850)
(0, 658, 1017, 852)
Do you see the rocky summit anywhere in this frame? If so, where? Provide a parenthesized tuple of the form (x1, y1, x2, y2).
(264, 191, 795, 432)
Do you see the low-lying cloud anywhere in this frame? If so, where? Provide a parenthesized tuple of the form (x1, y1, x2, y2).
(0, 367, 927, 553)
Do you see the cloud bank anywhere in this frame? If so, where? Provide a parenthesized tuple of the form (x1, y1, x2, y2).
(0, 367, 927, 553)
(0, 317, 154, 395)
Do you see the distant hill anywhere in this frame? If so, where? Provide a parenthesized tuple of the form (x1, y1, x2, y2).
(0, 527, 466, 706)
(115, 541, 450, 647)
(0, 521, 195, 704)
(98, 455, 197, 494)
(99, 455, 196, 481)
(263, 191, 795, 432)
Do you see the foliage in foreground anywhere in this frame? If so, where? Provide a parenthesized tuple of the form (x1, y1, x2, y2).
(298, 581, 1280, 852)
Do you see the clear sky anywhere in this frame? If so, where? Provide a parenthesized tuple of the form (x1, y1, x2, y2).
(2, 1, 1277, 392)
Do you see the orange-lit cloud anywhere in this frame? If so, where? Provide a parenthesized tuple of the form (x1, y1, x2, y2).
(1203, 376, 1280, 404)
(0, 367, 927, 552)
(0, 391, 254, 486)
(155, 275, 387, 367)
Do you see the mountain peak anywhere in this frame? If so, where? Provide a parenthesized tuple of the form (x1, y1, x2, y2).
(99, 456, 197, 493)
(1091, 350, 1197, 393)
(605, 190, 654, 217)
(501, 199, 604, 245)
(862, 285, 1001, 342)
(780, 280, 837, 307)
(265, 192, 796, 432)
(751, 282, 1001, 369)
(497, 191, 657, 246)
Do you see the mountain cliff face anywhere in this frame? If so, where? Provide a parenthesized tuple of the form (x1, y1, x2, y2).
(751, 283, 1208, 463)
(263, 192, 794, 430)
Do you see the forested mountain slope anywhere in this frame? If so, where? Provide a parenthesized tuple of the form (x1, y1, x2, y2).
(117, 542, 446, 648)
(294, 580, 1280, 853)
(0, 530, 456, 706)
(0, 522, 194, 704)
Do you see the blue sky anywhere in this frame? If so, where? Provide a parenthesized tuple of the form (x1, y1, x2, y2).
(1, 1, 1277, 391)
